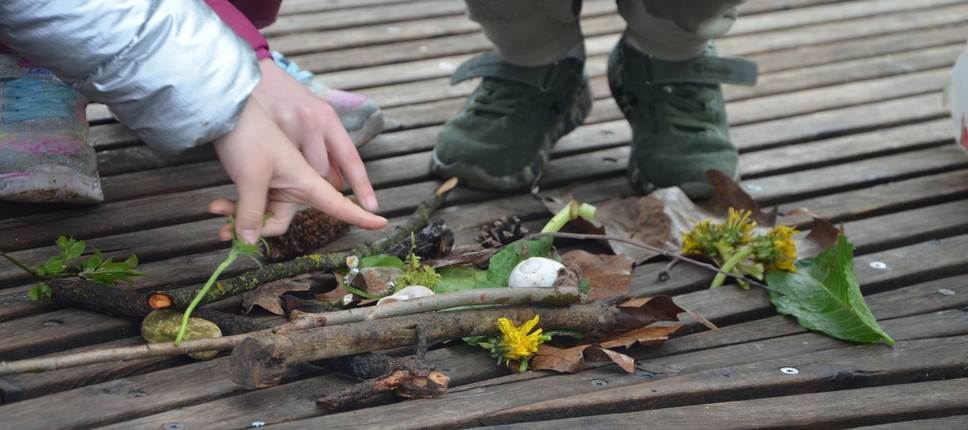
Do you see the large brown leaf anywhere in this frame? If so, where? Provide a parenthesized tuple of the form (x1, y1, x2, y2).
(561, 250, 634, 300)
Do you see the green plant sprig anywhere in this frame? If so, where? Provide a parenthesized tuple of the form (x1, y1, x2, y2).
(174, 219, 266, 345)
(7, 236, 145, 301)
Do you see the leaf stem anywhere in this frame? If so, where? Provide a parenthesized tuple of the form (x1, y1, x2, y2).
(174, 245, 241, 345)
(0, 250, 38, 277)
(541, 201, 596, 233)
(710, 247, 754, 289)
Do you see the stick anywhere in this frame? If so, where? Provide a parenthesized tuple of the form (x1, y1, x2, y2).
(153, 178, 459, 309)
(0, 284, 574, 376)
(279, 286, 581, 332)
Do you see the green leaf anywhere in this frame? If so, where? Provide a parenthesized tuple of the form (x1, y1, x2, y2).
(61, 237, 85, 260)
(435, 265, 489, 293)
(27, 284, 49, 301)
(360, 254, 404, 269)
(766, 235, 894, 345)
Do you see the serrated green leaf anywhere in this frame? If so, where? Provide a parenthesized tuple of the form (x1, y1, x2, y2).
(85, 251, 103, 271)
(64, 237, 85, 260)
(766, 235, 894, 345)
(360, 254, 405, 269)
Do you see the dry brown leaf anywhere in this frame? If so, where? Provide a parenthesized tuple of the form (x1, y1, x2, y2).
(530, 296, 692, 374)
(561, 250, 634, 300)
(597, 325, 683, 350)
(615, 296, 686, 329)
(242, 280, 311, 315)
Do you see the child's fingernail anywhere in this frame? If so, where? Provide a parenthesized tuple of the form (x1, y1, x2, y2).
(365, 196, 379, 212)
(240, 229, 260, 244)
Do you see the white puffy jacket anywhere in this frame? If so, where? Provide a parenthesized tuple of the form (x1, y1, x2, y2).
(0, 0, 261, 154)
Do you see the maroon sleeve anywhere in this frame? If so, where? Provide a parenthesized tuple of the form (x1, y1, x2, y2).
(205, 0, 273, 60)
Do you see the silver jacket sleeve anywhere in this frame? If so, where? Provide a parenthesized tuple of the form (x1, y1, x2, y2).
(0, 0, 261, 155)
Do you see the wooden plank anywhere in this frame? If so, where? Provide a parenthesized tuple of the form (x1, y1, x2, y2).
(313, 3, 968, 89)
(259, 337, 968, 429)
(492, 379, 968, 429)
(0, 337, 187, 404)
(0, 310, 138, 361)
(0, 359, 248, 429)
(850, 415, 968, 430)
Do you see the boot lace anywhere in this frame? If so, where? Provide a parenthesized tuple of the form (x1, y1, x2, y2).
(3, 77, 77, 123)
(466, 79, 530, 117)
(653, 84, 717, 132)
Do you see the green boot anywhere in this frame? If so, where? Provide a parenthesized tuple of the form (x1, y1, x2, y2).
(431, 52, 592, 190)
(608, 35, 757, 200)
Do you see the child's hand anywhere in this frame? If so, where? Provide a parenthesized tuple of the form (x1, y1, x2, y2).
(210, 98, 387, 244)
(251, 57, 378, 211)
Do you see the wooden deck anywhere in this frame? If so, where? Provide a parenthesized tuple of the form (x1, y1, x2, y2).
(3, 0, 968, 428)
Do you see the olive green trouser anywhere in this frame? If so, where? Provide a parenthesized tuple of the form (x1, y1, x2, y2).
(464, 0, 745, 65)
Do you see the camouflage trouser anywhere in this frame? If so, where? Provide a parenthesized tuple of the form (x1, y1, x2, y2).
(464, 0, 745, 65)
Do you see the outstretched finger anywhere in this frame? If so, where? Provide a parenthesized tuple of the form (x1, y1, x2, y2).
(325, 129, 378, 212)
(300, 172, 387, 231)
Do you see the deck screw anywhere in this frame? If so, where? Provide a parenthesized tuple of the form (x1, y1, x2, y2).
(938, 289, 956, 296)
(42, 319, 63, 327)
(591, 379, 608, 386)
(780, 367, 799, 375)
(163, 423, 184, 430)
(869, 261, 888, 270)
(129, 389, 148, 398)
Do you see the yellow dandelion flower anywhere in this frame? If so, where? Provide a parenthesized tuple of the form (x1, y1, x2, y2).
(681, 219, 721, 256)
(720, 208, 757, 247)
(753, 225, 799, 272)
(496, 315, 544, 364)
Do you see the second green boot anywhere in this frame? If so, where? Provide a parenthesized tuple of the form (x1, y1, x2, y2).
(431, 52, 592, 190)
(608, 35, 757, 200)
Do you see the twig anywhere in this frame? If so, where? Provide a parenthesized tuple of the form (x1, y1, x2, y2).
(0, 284, 575, 376)
(279, 286, 581, 332)
(0, 250, 37, 276)
(153, 178, 459, 309)
(526, 231, 783, 295)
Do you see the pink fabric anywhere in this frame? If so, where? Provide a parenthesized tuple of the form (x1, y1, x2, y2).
(206, 0, 282, 60)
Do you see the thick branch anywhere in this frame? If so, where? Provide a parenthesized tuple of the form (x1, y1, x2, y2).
(229, 297, 632, 389)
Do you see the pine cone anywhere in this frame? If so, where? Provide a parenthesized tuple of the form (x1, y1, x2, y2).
(262, 208, 350, 262)
(476, 216, 529, 248)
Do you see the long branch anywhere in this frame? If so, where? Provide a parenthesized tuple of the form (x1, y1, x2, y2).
(0, 285, 575, 377)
